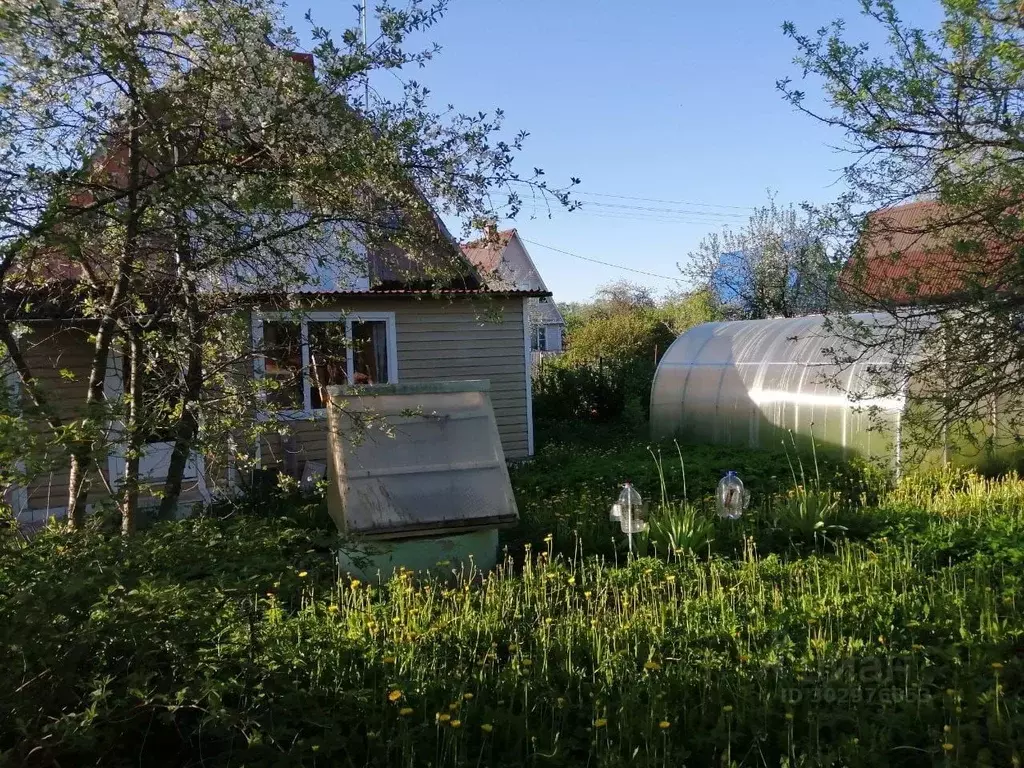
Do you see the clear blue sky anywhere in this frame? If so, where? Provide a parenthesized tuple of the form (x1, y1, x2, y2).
(283, 0, 943, 302)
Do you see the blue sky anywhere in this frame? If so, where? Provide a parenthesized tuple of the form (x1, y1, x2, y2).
(283, 0, 943, 302)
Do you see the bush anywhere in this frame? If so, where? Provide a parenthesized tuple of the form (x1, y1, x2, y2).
(533, 357, 656, 427)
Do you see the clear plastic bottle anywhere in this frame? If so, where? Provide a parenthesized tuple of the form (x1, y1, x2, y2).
(716, 471, 747, 520)
(616, 483, 646, 534)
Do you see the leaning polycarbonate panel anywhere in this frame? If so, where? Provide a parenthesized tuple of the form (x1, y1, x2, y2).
(650, 313, 919, 465)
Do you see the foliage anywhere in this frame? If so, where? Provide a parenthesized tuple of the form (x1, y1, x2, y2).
(533, 356, 655, 430)
(5, 449, 1024, 765)
(646, 501, 715, 558)
(779, 0, 1024, 459)
(682, 195, 837, 320)
(0, 0, 574, 531)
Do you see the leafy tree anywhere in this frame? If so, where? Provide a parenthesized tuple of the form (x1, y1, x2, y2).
(682, 197, 836, 319)
(779, 0, 1024, 460)
(0, 0, 573, 531)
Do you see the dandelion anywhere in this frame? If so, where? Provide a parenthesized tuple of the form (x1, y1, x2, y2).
(327, 605, 339, 613)
(644, 661, 661, 671)
(785, 712, 794, 722)
(584, 591, 593, 599)
(399, 707, 413, 716)
(946, 688, 956, 697)
(912, 644, 925, 651)
(350, 579, 361, 590)
(568, 577, 576, 585)
(463, 693, 474, 701)
(522, 658, 533, 667)
(992, 662, 1004, 671)
(665, 575, 676, 583)
(594, 718, 608, 728)
(508, 643, 518, 652)
(298, 571, 308, 578)
(942, 743, 954, 752)
(722, 705, 733, 714)
(449, 702, 459, 711)
(383, 656, 397, 664)
(943, 725, 952, 733)
(388, 689, 403, 703)
(557, 697, 566, 707)
(659, 720, 671, 729)
(450, 720, 461, 729)
(437, 713, 451, 723)
(481, 723, 493, 733)
(367, 731, 379, 740)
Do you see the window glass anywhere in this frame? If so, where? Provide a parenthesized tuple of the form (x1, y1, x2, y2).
(309, 321, 348, 409)
(352, 320, 389, 386)
(263, 321, 303, 409)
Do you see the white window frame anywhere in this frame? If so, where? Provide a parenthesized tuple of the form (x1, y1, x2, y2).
(252, 310, 399, 419)
(536, 326, 547, 352)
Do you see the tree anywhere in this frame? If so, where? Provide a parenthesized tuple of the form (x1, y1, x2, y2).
(0, 0, 574, 531)
(779, 0, 1024, 460)
(682, 197, 837, 319)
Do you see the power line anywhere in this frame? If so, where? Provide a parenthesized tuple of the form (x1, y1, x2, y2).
(573, 190, 755, 211)
(518, 237, 681, 282)
(581, 200, 747, 218)
(507, 180, 755, 212)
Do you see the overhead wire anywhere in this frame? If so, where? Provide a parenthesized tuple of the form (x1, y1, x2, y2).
(518, 237, 682, 282)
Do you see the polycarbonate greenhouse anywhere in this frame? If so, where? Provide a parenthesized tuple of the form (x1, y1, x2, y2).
(649, 314, 917, 465)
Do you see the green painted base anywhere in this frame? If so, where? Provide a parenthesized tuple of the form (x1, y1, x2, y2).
(338, 529, 499, 582)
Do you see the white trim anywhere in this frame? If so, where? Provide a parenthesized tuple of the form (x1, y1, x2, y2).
(523, 297, 535, 457)
(253, 310, 399, 419)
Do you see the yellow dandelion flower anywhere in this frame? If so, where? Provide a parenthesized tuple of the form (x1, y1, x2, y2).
(350, 579, 361, 590)
(437, 713, 451, 723)
(327, 605, 339, 613)
(946, 688, 956, 697)
(463, 693, 474, 701)
(399, 707, 413, 716)
(644, 661, 661, 671)
(942, 743, 954, 752)
(367, 731, 379, 740)
(912, 644, 924, 651)
(388, 689, 403, 702)
(298, 571, 308, 578)
(450, 720, 461, 729)
(659, 720, 670, 729)
(785, 712, 794, 721)
(448, 702, 459, 711)
(481, 723, 493, 733)
(584, 591, 593, 599)
(383, 656, 397, 664)
(557, 697, 566, 707)
(568, 577, 576, 585)
(722, 705, 733, 713)
(522, 658, 533, 667)
(943, 725, 952, 733)
(508, 643, 518, 652)
(665, 575, 676, 583)
(545, 617, 554, 625)
(992, 662, 1004, 671)
(594, 718, 608, 728)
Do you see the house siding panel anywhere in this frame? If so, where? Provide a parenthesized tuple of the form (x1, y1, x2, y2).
(261, 297, 531, 470)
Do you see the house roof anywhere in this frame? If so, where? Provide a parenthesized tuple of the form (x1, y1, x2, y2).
(460, 227, 565, 323)
(460, 228, 516, 278)
(840, 200, 1012, 305)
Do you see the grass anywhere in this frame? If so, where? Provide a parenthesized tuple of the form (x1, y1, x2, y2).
(3, 432, 1024, 765)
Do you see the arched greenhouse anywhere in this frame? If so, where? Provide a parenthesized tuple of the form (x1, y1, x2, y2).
(649, 313, 917, 466)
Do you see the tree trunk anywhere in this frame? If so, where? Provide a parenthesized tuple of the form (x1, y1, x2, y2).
(65, 106, 143, 529)
(158, 215, 203, 518)
(120, 329, 142, 536)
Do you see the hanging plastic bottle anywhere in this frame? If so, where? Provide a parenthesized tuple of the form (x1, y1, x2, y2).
(716, 471, 748, 520)
(616, 483, 646, 537)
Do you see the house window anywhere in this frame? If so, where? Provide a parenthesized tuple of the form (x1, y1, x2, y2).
(256, 312, 397, 414)
(532, 326, 547, 352)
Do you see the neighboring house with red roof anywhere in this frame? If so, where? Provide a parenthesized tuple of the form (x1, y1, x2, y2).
(461, 226, 566, 354)
(840, 199, 1011, 306)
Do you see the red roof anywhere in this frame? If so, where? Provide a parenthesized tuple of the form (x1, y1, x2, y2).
(841, 200, 1012, 305)
(460, 228, 516, 280)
